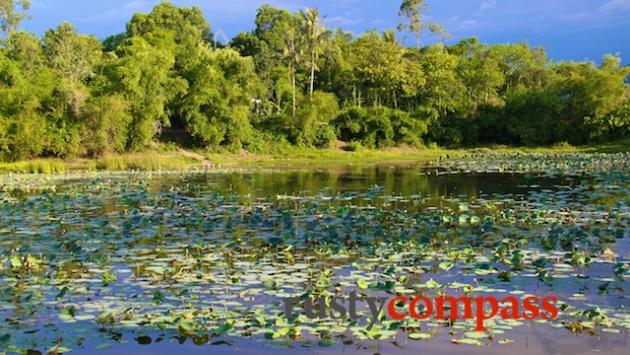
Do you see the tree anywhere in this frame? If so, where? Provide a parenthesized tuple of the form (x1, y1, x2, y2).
(550, 55, 630, 143)
(234, 5, 297, 117)
(43, 23, 101, 85)
(81, 95, 132, 156)
(299, 8, 327, 97)
(0, 0, 29, 46)
(0, 49, 50, 160)
(42, 22, 102, 119)
(317, 29, 354, 104)
(294, 91, 339, 146)
(349, 31, 406, 108)
(248, 6, 304, 119)
(398, 0, 450, 49)
(180, 47, 261, 149)
(487, 43, 549, 94)
(284, 25, 302, 119)
(0, 2, 629, 159)
(450, 38, 505, 107)
(115, 37, 186, 150)
(122, 2, 214, 132)
(414, 44, 469, 146)
(5, 31, 43, 73)
(334, 106, 427, 148)
(125, 3, 211, 47)
(418, 45, 466, 114)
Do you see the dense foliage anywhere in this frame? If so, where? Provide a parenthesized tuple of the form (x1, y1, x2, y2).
(0, 1, 628, 160)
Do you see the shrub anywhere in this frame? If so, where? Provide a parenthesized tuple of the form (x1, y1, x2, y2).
(345, 141, 363, 152)
(244, 131, 292, 154)
(294, 92, 340, 146)
(314, 125, 337, 148)
(551, 141, 574, 150)
(181, 48, 261, 150)
(4, 101, 48, 160)
(335, 106, 427, 148)
(82, 95, 132, 156)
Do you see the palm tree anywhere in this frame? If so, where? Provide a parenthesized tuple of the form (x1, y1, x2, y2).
(283, 27, 301, 119)
(299, 8, 326, 98)
(398, 0, 450, 49)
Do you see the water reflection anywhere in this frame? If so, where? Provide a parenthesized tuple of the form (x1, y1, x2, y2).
(165, 164, 570, 201)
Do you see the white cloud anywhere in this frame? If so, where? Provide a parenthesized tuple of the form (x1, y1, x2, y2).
(600, 0, 630, 13)
(479, 0, 497, 12)
(325, 16, 364, 26)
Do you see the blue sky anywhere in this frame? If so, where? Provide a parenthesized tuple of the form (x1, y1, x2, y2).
(23, 0, 630, 63)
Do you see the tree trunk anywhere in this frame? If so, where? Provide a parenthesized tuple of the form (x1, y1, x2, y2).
(6, 27, 14, 48)
(291, 61, 296, 119)
(310, 51, 315, 97)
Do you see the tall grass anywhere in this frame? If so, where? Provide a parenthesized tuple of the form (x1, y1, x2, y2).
(0, 139, 627, 175)
(0, 159, 66, 174)
(95, 153, 193, 171)
(206, 145, 453, 167)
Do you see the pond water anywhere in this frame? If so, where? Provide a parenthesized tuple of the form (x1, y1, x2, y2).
(0, 154, 629, 354)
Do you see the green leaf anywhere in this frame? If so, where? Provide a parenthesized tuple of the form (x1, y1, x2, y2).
(318, 339, 336, 347)
(99, 271, 117, 286)
(55, 287, 69, 300)
(10, 256, 22, 268)
(438, 261, 454, 271)
(263, 279, 277, 290)
(408, 332, 432, 340)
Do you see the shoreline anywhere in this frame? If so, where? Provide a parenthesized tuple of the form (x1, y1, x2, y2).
(0, 139, 628, 175)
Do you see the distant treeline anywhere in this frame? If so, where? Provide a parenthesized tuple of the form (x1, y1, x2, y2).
(0, 1, 629, 161)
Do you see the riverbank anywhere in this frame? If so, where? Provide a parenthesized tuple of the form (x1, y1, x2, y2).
(0, 139, 628, 174)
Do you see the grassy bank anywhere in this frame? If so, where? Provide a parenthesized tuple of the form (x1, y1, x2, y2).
(0, 139, 628, 174)
(0, 153, 197, 174)
(206, 138, 630, 167)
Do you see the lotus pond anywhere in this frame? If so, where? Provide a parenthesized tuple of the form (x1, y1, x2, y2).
(0, 153, 629, 355)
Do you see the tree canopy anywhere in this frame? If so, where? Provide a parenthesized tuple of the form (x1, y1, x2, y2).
(0, 0, 628, 161)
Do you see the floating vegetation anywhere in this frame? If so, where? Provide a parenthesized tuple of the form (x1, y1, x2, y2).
(0, 153, 628, 353)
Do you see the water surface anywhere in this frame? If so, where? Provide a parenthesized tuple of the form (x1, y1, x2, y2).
(0, 155, 628, 354)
